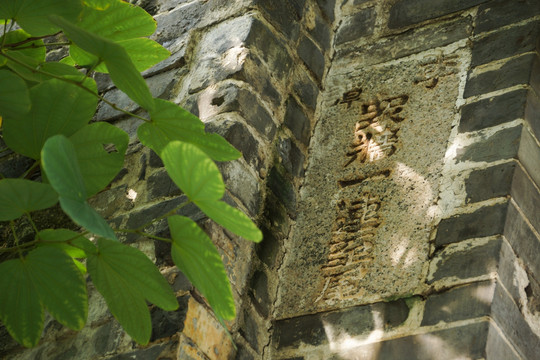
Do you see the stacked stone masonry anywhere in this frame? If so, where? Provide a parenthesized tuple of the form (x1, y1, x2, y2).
(1, 0, 540, 359)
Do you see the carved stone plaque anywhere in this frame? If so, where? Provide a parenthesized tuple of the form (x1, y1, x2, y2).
(275, 49, 468, 318)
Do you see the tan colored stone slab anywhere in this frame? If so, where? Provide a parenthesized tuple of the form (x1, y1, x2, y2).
(275, 48, 469, 318)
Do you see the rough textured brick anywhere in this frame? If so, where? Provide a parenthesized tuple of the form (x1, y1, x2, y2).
(255, 0, 305, 40)
(492, 283, 540, 360)
(241, 307, 267, 352)
(388, 0, 487, 29)
(435, 202, 508, 247)
(267, 165, 297, 216)
(150, 296, 189, 341)
(183, 297, 235, 360)
(463, 53, 537, 98)
(497, 240, 522, 305)
(292, 67, 320, 112)
(504, 201, 540, 281)
(456, 125, 522, 163)
(315, 0, 335, 22)
(485, 322, 521, 360)
(298, 35, 326, 82)
(334, 7, 376, 45)
(337, 16, 472, 66)
(274, 299, 409, 349)
(106, 339, 179, 360)
(518, 128, 540, 188)
(421, 281, 495, 326)
(525, 89, 540, 140)
(256, 225, 281, 269)
(0, 151, 33, 178)
(459, 88, 527, 133)
(337, 322, 489, 359)
(471, 21, 540, 67)
(284, 96, 312, 146)
(263, 192, 291, 237)
(475, 0, 540, 34)
(146, 168, 181, 200)
(310, 9, 332, 51)
(465, 162, 516, 203)
(249, 270, 271, 318)
(429, 237, 502, 283)
(278, 137, 306, 178)
(511, 166, 540, 234)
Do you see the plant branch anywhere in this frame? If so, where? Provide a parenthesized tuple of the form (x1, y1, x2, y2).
(115, 228, 172, 243)
(25, 213, 39, 235)
(21, 160, 41, 179)
(134, 200, 191, 231)
(9, 221, 24, 259)
(2, 31, 63, 48)
(9, 42, 72, 50)
(0, 51, 150, 122)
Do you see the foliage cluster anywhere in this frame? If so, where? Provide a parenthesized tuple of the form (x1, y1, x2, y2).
(0, 0, 262, 348)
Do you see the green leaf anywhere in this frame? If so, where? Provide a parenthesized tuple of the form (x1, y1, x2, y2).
(3, 78, 97, 159)
(34, 62, 98, 93)
(0, 247, 87, 347)
(168, 215, 235, 320)
(116, 38, 170, 72)
(196, 200, 262, 242)
(0, 29, 46, 62)
(0, 0, 82, 36)
(41, 135, 117, 240)
(161, 141, 225, 202)
(87, 238, 179, 344)
(78, 0, 156, 41)
(37, 229, 88, 258)
(138, 99, 241, 161)
(0, 257, 43, 347)
(50, 15, 155, 111)
(0, 69, 30, 120)
(0, 179, 58, 221)
(70, 123, 129, 197)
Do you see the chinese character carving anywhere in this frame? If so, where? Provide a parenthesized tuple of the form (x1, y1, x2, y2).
(334, 88, 363, 108)
(344, 94, 409, 167)
(316, 194, 381, 304)
(414, 53, 459, 89)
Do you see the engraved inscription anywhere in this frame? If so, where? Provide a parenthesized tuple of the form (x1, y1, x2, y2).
(414, 53, 459, 89)
(334, 87, 363, 108)
(316, 193, 381, 304)
(344, 94, 409, 167)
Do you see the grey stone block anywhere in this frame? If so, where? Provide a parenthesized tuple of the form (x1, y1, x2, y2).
(298, 35, 326, 82)
(267, 165, 297, 217)
(338, 322, 489, 359)
(310, 10, 332, 51)
(256, 225, 281, 269)
(471, 21, 540, 67)
(456, 125, 522, 163)
(315, 0, 335, 22)
(292, 67, 320, 113)
(274, 298, 409, 349)
(429, 237, 502, 283)
(262, 192, 291, 237)
(511, 165, 540, 234)
(150, 295, 189, 341)
(255, 0, 304, 40)
(525, 89, 540, 140)
(334, 7, 376, 46)
(249, 270, 271, 318)
(485, 322, 521, 360)
(475, 0, 540, 34)
(459, 88, 527, 133)
(388, 0, 487, 29)
(464, 53, 537, 98)
(518, 128, 540, 188)
(492, 282, 540, 360)
(497, 240, 523, 305)
(241, 307, 267, 352)
(504, 201, 540, 281)
(284, 96, 312, 146)
(278, 137, 306, 178)
(435, 202, 508, 247)
(147, 168, 181, 200)
(0, 152, 34, 178)
(465, 161, 516, 203)
(421, 280, 495, 326)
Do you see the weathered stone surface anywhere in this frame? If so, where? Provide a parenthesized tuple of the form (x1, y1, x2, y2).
(256, 225, 282, 269)
(274, 298, 409, 349)
(388, 0, 487, 29)
(150, 295, 189, 341)
(249, 270, 271, 318)
(459, 88, 527, 133)
(336, 16, 472, 67)
(284, 96, 312, 146)
(278, 137, 306, 178)
(456, 125, 522, 163)
(0, 152, 34, 179)
(463, 53, 537, 98)
(315, 0, 335, 22)
(470, 20, 540, 67)
(526, 89, 540, 140)
(218, 160, 262, 217)
(504, 202, 540, 281)
(309, 8, 332, 51)
(492, 282, 540, 360)
(183, 297, 235, 360)
(421, 281, 495, 326)
(475, 0, 540, 34)
(465, 162, 516, 203)
(255, 0, 304, 40)
(485, 322, 521, 360)
(334, 7, 376, 45)
(176, 333, 209, 360)
(518, 128, 540, 188)
(428, 237, 502, 284)
(146, 168, 182, 200)
(267, 164, 297, 216)
(240, 307, 268, 353)
(276, 47, 467, 317)
(298, 35, 326, 82)
(497, 239, 522, 305)
(510, 165, 540, 234)
(333, 321, 489, 360)
(292, 66, 320, 113)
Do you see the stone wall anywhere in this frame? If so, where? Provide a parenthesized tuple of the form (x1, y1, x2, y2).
(1, 0, 540, 359)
